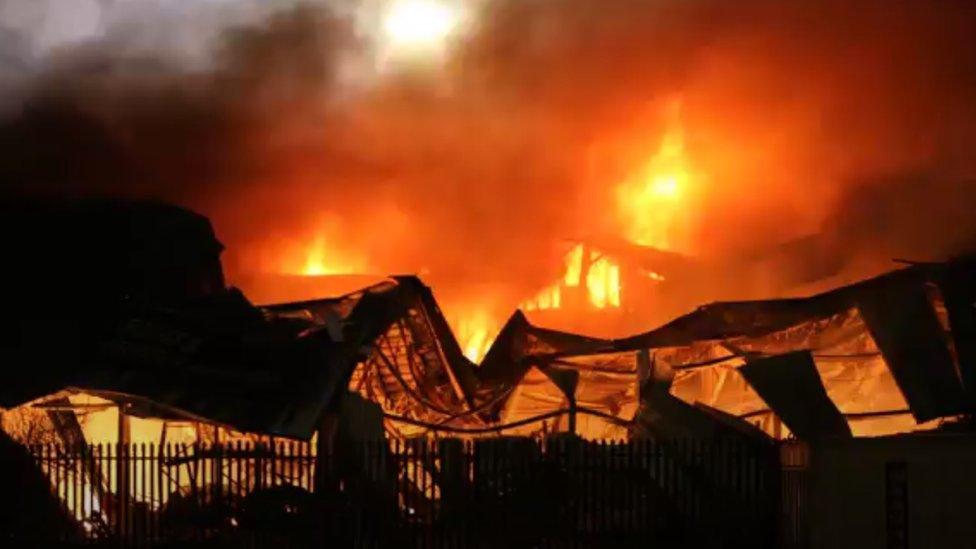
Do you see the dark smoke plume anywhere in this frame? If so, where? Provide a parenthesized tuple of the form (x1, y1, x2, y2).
(3, 0, 976, 323)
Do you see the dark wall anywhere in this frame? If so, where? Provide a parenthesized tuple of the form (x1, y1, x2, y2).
(0, 199, 226, 405)
(810, 434, 976, 549)
(0, 429, 77, 540)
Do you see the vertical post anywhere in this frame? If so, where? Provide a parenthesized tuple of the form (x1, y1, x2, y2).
(886, 461, 909, 549)
(543, 367, 580, 436)
(438, 438, 465, 510)
(254, 440, 264, 491)
(95, 444, 104, 536)
(314, 412, 340, 494)
(568, 394, 577, 436)
(116, 404, 130, 540)
(780, 440, 810, 549)
(234, 441, 242, 500)
(140, 443, 146, 539)
(269, 438, 275, 491)
(213, 442, 223, 508)
(636, 349, 652, 401)
(148, 443, 156, 540)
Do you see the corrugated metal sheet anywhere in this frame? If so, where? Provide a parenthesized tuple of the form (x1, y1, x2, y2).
(739, 351, 851, 439)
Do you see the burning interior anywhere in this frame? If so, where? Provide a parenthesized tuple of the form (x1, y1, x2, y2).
(3, 198, 975, 540)
(4, 200, 974, 449)
(5, 1, 976, 542)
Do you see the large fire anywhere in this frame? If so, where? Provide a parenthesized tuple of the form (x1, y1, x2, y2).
(518, 108, 688, 317)
(452, 311, 496, 363)
(615, 101, 692, 250)
(299, 235, 368, 276)
(9, 3, 976, 537)
(282, 113, 691, 362)
(521, 243, 623, 312)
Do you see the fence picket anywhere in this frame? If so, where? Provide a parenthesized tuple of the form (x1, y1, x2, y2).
(20, 437, 779, 547)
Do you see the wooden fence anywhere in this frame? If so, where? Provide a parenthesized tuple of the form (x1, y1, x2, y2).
(21, 437, 780, 547)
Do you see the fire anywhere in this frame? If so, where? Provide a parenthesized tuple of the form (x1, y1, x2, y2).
(297, 235, 368, 276)
(615, 101, 692, 250)
(522, 283, 561, 312)
(452, 312, 497, 362)
(585, 253, 621, 309)
(521, 243, 623, 311)
(285, 229, 498, 362)
(278, 106, 691, 360)
(563, 244, 584, 287)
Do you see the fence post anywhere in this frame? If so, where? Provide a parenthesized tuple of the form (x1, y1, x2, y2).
(314, 412, 339, 494)
(438, 438, 465, 517)
(20, 432, 790, 547)
(780, 440, 809, 549)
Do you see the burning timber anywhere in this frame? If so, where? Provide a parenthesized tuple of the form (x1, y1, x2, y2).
(3, 199, 976, 448)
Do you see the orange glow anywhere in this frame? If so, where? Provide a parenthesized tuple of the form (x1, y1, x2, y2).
(563, 244, 583, 286)
(521, 244, 623, 312)
(285, 227, 500, 362)
(585, 252, 621, 309)
(643, 269, 666, 282)
(452, 312, 497, 362)
(615, 101, 692, 250)
(275, 109, 695, 360)
(522, 283, 562, 312)
(296, 235, 368, 276)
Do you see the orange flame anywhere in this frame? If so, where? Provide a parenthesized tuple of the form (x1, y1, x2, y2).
(451, 312, 497, 362)
(296, 234, 368, 276)
(563, 244, 584, 286)
(280, 107, 691, 358)
(615, 101, 692, 250)
(521, 243, 623, 311)
(585, 251, 621, 309)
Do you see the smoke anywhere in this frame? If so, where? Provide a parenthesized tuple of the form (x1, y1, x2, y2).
(3, 0, 976, 316)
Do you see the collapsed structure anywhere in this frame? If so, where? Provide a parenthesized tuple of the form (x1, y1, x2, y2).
(3, 200, 974, 449)
(271, 255, 975, 442)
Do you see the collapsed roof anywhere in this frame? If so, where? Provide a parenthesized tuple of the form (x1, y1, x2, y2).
(4, 200, 974, 441)
(264, 255, 976, 441)
(557, 257, 976, 438)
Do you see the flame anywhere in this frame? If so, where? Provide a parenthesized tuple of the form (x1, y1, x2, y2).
(521, 244, 623, 311)
(563, 244, 584, 286)
(616, 101, 692, 250)
(452, 313, 497, 362)
(287, 229, 499, 362)
(522, 284, 561, 312)
(276, 117, 690, 360)
(585, 252, 621, 309)
(297, 235, 368, 276)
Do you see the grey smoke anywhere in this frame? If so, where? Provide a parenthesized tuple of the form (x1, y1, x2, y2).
(2, 0, 976, 321)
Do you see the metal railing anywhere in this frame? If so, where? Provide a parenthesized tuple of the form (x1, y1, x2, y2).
(21, 437, 779, 547)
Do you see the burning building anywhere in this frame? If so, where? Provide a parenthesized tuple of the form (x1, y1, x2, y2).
(5, 198, 974, 449)
(260, 253, 976, 442)
(0, 200, 355, 442)
(6, 1, 976, 544)
(2, 197, 976, 546)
